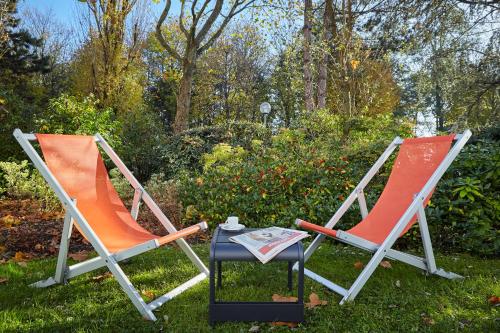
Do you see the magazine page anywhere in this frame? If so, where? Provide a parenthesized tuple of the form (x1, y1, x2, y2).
(229, 227, 309, 264)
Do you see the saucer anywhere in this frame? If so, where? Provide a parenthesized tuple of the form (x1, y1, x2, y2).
(220, 223, 245, 232)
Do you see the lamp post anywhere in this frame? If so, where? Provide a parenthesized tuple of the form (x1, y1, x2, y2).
(260, 102, 271, 127)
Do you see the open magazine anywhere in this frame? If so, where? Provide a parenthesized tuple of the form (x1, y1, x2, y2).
(229, 227, 309, 264)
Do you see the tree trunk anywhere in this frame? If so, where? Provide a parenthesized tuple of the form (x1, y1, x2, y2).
(173, 62, 195, 133)
(317, 0, 334, 109)
(303, 0, 315, 112)
(434, 81, 445, 131)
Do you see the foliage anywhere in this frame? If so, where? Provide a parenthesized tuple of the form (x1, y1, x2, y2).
(117, 106, 168, 181)
(0, 160, 60, 211)
(425, 140, 500, 256)
(178, 113, 408, 229)
(159, 121, 271, 178)
(178, 115, 498, 255)
(36, 94, 122, 149)
(191, 23, 271, 126)
(0, 0, 50, 161)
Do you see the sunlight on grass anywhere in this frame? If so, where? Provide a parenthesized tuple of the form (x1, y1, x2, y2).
(1, 243, 498, 332)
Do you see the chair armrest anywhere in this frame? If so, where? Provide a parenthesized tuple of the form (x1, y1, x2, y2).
(157, 221, 208, 246)
(295, 219, 337, 238)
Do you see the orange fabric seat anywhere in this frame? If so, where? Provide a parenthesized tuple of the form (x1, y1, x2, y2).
(299, 135, 455, 244)
(37, 134, 162, 253)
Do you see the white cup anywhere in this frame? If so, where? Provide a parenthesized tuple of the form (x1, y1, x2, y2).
(226, 216, 239, 225)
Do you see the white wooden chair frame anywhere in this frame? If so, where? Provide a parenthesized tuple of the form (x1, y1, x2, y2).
(13, 129, 209, 321)
(294, 130, 472, 304)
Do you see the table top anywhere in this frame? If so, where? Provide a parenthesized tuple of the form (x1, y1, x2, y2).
(211, 226, 303, 262)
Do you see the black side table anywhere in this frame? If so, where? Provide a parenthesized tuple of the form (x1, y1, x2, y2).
(209, 227, 304, 325)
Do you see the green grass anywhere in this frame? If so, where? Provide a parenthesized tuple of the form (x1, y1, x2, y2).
(0, 242, 498, 332)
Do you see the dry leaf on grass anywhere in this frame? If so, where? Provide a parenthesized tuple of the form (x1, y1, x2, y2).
(14, 251, 28, 262)
(91, 272, 112, 282)
(271, 321, 298, 328)
(68, 252, 89, 261)
(0, 277, 8, 284)
(421, 313, 435, 326)
(379, 260, 392, 269)
(354, 260, 364, 270)
(141, 290, 155, 299)
(305, 293, 327, 309)
(272, 294, 298, 302)
(17, 261, 27, 267)
(487, 295, 499, 306)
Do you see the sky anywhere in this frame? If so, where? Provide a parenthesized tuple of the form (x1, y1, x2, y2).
(19, 0, 181, 27)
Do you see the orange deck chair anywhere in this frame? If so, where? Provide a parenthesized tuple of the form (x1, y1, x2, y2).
(295, 130, 471, 304)
(14, 129, 209, 321)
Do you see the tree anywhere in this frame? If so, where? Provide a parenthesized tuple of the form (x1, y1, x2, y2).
(302, 0, 314, 112)
(0, 0, 49, 160)
(317, 0, 334, 109)
(155, 0, 256, 133)
(77, 0, 145, 109)
(22, 6, 74, 97)
(190, 23, 271, 125)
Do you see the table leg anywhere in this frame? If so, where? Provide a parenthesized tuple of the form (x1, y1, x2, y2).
(298, 244, 304, 304)
(209, 245, 216, 326)
(288, 261, 293, 291)
(217, 261, 222, 288)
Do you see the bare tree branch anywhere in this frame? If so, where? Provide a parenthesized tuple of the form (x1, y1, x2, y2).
(155, 0, 182, 62)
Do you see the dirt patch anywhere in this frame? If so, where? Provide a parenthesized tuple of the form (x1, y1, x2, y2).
(0, 198, 209, 262)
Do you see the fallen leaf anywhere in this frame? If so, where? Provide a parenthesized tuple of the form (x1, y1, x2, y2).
(141, 290, 155, 299)
(34, 243, 44, 251)
(68, 252, 89, 261)
(305, 292, 327, 309)
(271, 321, 298, 328)
(354, 261, 364, 270)
(14, 252, 29, 262)
(421, 313, 435, 326)
(0, 245, 6, 254)
(395, 280, 401, 288)
(487, 295, 499, 306)
(17, 261, 28, 267)
(380, 260, 392, 269)
(248, 325, 260, 332)
(0, 277, 8, 284)
(91, 272, 112, 282)
(272, 294, 298, 303)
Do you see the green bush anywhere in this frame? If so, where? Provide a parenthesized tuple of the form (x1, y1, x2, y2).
(117, 107, 168, 182)
(36, 94, 122, 149)
(159, 121, 271, 178)
(177, 115, 498, 256)
(0, 160, 60, 211)
(425, 140, 499, 256)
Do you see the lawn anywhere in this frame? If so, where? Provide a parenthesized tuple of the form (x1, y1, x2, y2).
(0, 241, 498, 332)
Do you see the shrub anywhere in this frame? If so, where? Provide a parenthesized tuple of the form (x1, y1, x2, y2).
(117, 106, 168, 182)
(425, 140, 499, 256)
(36, 94, 122, 149)
(0, 160, 60, 211)
(159, 121, 271, 178)
(178, 117, 498, 256)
